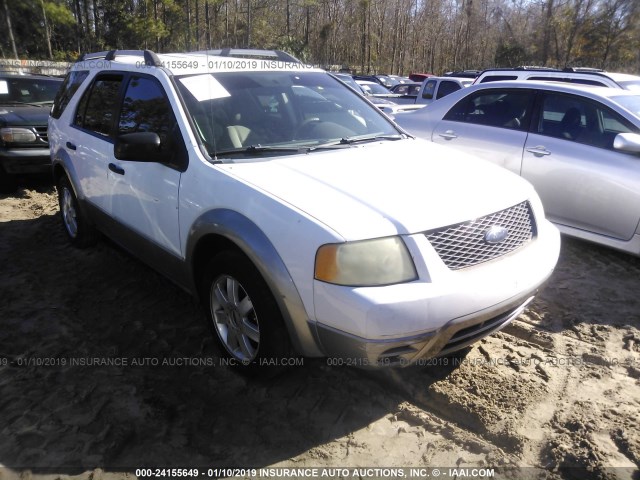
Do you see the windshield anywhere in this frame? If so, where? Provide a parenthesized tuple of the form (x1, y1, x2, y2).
(0, 77, 62, 105)
(176, 71, 399, 160)
(611, 95, 640, 119)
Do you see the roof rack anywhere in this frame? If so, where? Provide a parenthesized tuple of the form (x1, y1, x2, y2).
(197, 48, 301, 64)
(76, 49, 162, 67)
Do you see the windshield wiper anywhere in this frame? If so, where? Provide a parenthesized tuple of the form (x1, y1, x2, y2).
(212, 135, 406, 159)
(308, 133, 405, 151)
(213, 144, 307, 158)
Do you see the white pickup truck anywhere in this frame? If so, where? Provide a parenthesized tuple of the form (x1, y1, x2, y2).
(394, 76, 473, 105)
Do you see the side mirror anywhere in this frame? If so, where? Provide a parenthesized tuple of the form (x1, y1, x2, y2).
(114, 132, 164, 161)
(613, 132, 640, 154)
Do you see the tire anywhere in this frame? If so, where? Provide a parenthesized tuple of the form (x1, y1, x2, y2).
(202, 251, 293, 377)
(57, 175, 98, 248)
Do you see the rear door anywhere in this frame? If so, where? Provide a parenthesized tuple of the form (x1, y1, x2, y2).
(431, 88, 534, 174)
(522, 91, 640, 240)
(70, 73, 125, 215)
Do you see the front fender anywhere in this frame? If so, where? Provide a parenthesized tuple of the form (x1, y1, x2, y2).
(186, 208, 324, 357)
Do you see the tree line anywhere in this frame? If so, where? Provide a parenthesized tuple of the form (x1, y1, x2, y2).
(2, 0, 639, 75)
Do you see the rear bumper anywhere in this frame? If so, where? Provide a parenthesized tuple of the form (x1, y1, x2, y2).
(1, 148, 51, 174)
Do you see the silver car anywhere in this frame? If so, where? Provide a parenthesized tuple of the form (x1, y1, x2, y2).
(395, 81, 640, 255)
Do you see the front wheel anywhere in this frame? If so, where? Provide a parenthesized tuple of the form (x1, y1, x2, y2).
(202, 251, 293, 376)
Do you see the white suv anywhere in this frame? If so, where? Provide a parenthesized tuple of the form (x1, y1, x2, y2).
(49, 49, 560, 373)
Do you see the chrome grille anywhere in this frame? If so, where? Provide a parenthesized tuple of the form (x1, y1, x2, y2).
(34, 126, 48, 143)
(425, 201, 535, 270)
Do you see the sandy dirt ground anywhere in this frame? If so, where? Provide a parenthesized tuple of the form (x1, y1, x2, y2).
(0, 181, 639, 480)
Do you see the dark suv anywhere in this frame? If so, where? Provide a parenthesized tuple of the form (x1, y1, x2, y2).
(0, 73, 63, 192)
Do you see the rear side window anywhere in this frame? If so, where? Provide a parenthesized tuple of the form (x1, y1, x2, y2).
(479, 75, 518, 83)
(527, 76, 607, 87)
(51, 70, 89, 119)
(436, 81, 461, 99)
(444, 89, 532, 130)
(74, 75, 123, 136)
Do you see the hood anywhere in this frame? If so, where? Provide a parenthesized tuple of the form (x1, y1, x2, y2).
(0, 105, 51, 127)
(222, 139, 535, 241)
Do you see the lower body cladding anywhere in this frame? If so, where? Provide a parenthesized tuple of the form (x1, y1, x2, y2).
(312, 224, 560, 368)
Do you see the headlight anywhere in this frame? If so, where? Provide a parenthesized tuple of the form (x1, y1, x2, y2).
(0, 127, 37, 143)
(315, 236, 417, 286)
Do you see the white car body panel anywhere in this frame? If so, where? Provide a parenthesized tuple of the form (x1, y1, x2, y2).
(217, 140, 536, 240)
(522, 133, 640, 241)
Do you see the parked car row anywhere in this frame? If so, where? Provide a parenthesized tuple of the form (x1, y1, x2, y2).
(332, 71, 476, 110)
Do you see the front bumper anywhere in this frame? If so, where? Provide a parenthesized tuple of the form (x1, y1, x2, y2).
(1, 147, 51, 174)
(313, 218, 560, 367)
(316, 290, 539, 367)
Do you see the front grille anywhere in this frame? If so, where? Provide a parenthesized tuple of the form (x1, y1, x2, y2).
(425, 201, 535, 270)
(34, 126, 48, 143)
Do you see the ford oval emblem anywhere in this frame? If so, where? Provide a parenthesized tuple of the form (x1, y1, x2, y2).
(484, 225, 509, 244)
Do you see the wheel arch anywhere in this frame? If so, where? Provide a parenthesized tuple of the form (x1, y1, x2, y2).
(187, 208, 323, 357)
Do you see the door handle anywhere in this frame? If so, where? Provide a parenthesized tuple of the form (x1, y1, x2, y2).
(526, 146, 551, 156)
(108, 163, 125, 175)
(66, 142, 77, 151)
(438, 130, 458, 140)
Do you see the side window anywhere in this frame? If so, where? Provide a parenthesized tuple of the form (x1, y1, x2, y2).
(118, 76, 173, 145)
(74, 76, 123, 136)
(537, 92, 635, 150)
(479, 75, 518, 83)
(436, 81, 461, 99)
(422, 80, 437, 99)
(51, 70, 89, 119)
(537, 94, 585, 141)
(444, 90, 531, 130)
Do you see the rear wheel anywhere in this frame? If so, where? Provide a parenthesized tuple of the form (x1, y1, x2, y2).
(57, 175, 98, 248)
(202, 251, 292, 376)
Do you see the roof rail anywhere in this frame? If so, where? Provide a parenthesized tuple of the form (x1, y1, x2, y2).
(514, 66, 560, 71)
(563, 67, 605, 73)
(197, 48, 302, 64)
(77, 49, 162, 67)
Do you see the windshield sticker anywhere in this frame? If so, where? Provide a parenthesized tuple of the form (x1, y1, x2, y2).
(0, 81, 8, 94)
(179, 75, 230, 102)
